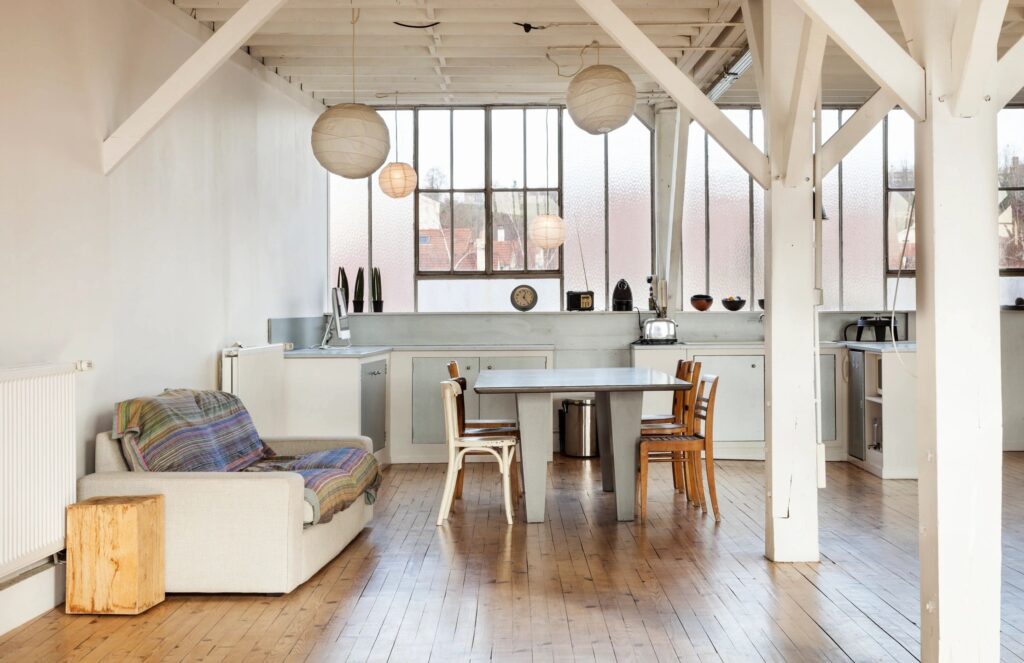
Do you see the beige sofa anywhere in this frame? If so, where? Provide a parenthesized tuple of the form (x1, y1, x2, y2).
(77, 433, 373, 594)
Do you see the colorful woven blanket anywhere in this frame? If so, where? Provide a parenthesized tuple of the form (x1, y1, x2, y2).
(112, 389, 268, 472)
(247, 447, 382, 524)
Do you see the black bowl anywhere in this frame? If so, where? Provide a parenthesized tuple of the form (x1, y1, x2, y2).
(721, 297, 747, 311)
(690, 294, 713, 311)
(757, 298, 765, 310)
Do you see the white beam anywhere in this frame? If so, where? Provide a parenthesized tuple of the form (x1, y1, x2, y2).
(781, 18, 827, 186)
(996, 34, 1024, 108)
(818, 88, 897, 176)
(951, 0, 1009, 117)
(790, 0, 926, 121)
(101, 0, 289, 174)
(574, 0, 770, 189)
(667, 108, 690, 310)
(915, 0, 1003, 658)
(891, 0, 921, 61)
(740, 0, 767, 110)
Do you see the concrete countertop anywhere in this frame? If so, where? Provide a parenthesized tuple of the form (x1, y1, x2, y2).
(285, 344, 555, 358)
(631, 340, 846, 349)
(843, 341, 917, 353)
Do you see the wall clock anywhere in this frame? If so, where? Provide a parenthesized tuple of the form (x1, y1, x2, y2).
(510, 284, 538, 311)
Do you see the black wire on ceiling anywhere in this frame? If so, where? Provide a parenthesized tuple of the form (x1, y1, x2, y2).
(393, 21, 441, 29)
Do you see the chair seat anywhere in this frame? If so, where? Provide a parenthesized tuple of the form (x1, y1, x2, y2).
(640, 422, 687, 436)
(466, 418, 517, 428)
(464, 425, 519, 437)
(454, 435, 518, 448)
(641, 414, 675, 424)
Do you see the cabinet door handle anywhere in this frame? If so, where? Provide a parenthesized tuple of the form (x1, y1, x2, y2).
(369, 370, 383, 376)
(487, 365, 494, 370)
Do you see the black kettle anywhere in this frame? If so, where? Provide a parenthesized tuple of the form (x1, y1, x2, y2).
(612, 279, 633, 311)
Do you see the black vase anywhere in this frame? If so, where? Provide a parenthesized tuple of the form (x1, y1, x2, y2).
(353, 300, 364, 313)
(372, 300, 384, 312)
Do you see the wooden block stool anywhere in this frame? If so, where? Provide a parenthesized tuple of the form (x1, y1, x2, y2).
(66, 495, 165, 615)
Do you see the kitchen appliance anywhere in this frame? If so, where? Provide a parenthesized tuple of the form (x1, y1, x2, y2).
(611, 279, 633, 311)
(639, 317, 678, 344)
(844, 316, 899, 342)
(566, 290, 594, 311)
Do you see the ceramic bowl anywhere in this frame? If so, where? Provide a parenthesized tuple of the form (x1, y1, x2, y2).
(721, 297, 747, 311)
(690, 294, 713, 311)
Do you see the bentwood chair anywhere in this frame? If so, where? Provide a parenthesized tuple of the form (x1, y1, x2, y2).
(640, 360, 702, 504)
(436, 380, 518, 526)
(446, 361, 520, 499)
(637, 373, 721, 522)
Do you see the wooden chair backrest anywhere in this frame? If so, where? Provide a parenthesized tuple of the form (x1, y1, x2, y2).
(453, 376, 469, 435)
(669, 360, 702, 430)
(692, 373, 719, 441)
(447, 361, 460, 379)
(440, 380, 463, 447)
(683, 361, 702, 430)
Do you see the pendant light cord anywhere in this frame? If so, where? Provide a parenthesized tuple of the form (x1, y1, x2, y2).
(350, 9, 360, 103)
(544, 108, 550, 214)
(394, 92, 400, 157)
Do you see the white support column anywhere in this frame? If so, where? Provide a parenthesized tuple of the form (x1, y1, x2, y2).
(914, 0, 1003, 659)
(763, 0, 820, 562)
(666, 108, 690, 310)
(654, 108, 690, 312)
(101, 0, 288, 173)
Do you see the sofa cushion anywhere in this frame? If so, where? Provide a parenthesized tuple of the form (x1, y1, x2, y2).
(113, 389, 268, 472)
(247, 447, 382, 524)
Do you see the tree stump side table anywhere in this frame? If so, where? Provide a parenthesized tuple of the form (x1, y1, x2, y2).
(66, 494, 165, 615)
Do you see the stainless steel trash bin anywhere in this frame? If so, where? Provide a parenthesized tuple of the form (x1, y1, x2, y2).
(562, 399, 599, 458)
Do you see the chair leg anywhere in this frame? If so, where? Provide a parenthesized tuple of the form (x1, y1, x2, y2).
(501, 446, 515, 525)
(437, 451, 459, 526)
(685, 452, 700, 507)
(704, 447, 721, 522)
(671, 451, 685, 493)
(637, 443, 649, 521)
(509, 451, 520, 505)
(454, 464, 466, 499)
(693, 451, 707, 514)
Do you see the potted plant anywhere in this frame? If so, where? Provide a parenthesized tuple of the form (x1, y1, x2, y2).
(336, 267, 349, 311)
(352, 267, 365, 313)
(371, 267, 383, 312)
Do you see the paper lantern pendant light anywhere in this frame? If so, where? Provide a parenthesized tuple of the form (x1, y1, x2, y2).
(566, 64, 637, 135)
(378, 161, 417, 198)
(311, 103, 390, 179)
(529, 213, 566, 250)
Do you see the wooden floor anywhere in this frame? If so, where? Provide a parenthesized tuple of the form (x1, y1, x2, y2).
(2, 454, 1023, 662)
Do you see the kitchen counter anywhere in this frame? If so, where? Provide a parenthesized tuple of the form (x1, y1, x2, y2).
(632, 340, 845, 349)
(285, 344, 555, 359)
(843, 341, 917, 353)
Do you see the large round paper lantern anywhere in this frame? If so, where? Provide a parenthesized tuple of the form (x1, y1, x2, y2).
(566, 64, 637, 135)
(378, 162, 417, 198)
(529, 214, 566, 250)
(311, 103, 390, 178)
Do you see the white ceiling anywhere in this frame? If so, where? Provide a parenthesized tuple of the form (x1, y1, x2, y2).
(168, 0, 1024, 109)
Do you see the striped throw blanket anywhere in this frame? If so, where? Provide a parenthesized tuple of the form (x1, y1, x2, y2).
(247, 447, 382, 524)
(113, 389, 268, 472)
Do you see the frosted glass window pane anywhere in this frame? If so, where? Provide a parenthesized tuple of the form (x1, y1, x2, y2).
(418, 110, 450, 189)
(418, 278, 560, 312)
(452, 109, 484, 189)
(708, 109, 751, 305)
(887, 109, 914, 188)
(1000, 276, 1024, 305)
(526, 108, 559, 188)
(887, 191, 916, 271)
(418, 192, 451, 271)
(382, 109, 414, 165)
(492, 191, 525, 270)
(563, 110, 606, 308)
(608, 117, 652, 303)
(752, 110, 765, 306)
(998, 108, 1024, 187)
(492, 109, 524, 188)
(820, 110, 841, 310)
(842, 122, 884, 310)
(886, 276, 916, 310)
(453, 192, 485, 272)
(329, 175, 368, 297)
(372, 174, 415, 311)
(999, 190, 1024, 269)
(683, 123, 707, 304)
(527, 191, 561, 270)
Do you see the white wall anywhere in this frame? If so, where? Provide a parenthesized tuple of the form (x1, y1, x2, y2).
(0, 0, 327, 631)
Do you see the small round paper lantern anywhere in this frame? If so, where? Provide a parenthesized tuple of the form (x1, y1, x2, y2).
(311, 103, 390, 178)
(529, 214, 566, 250)
(566, 64, 637, 135)
(378, 162, 417, 198)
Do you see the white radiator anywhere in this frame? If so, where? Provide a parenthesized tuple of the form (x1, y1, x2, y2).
(0, 363, 83, 580)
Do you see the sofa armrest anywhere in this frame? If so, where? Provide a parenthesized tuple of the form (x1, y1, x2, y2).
(263, 436, 373, 456)
(77, 471, 306, 593)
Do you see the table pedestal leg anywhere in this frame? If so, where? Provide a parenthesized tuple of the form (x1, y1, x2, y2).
(516, 392, 552, 523)
(595, 392, 615, 492)
(608, 391, 643, 521)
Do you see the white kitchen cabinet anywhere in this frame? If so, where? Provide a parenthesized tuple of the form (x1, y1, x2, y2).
(844, 348, 917, 479)
(689, 354, 765, 442)
(478, 356, 548, 420)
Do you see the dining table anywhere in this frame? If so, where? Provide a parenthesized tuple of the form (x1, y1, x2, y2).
(474, 367, 692, 522)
